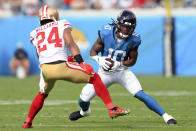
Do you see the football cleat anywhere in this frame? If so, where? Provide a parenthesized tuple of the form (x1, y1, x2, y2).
(109, 106, 130, 119)
(69, 108, 91, 121)
(22, 122, 33, 128)
(69, 110, 84, 121)
(167, 118, 177, 124)
(162, 113, 177, 125)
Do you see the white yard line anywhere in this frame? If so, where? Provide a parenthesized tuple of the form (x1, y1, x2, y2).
(112, 91, 196, 96)
(0, 91, 196, 105)
(6, 114, 196, 119)
(0, 100, 96, 105)
(4, 123, 196, 128)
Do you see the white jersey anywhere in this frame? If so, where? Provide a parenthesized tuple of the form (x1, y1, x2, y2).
(30, 19, 72, 65)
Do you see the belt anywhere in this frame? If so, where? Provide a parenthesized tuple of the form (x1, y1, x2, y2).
(45, 60, 66, 64)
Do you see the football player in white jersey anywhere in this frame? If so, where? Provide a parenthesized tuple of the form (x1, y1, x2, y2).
(22, 5, 129, 128)
(69, 10, 177, 125)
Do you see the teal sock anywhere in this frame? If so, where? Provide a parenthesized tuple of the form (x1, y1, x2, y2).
(78, 98, 90, 111)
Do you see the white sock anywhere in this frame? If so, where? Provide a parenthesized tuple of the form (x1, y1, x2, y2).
(162, 113, 174, 123)
(80, 108, 91, 117)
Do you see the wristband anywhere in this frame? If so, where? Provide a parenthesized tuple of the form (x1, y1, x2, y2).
(74, 54, 84, 64)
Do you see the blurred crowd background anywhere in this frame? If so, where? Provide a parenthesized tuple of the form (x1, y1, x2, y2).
(0, 0, 196, 16)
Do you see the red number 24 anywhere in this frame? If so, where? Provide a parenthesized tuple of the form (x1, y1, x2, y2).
(36, 27, 62, 53)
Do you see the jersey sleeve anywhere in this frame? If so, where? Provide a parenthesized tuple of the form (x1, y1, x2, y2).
(127, 32, 141, 50)
(30, 30, 36, 45)
(98, 25, 112, 44)
(60, 19, 72, 30)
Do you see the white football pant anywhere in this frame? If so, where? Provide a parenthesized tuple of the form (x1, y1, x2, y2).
(80, 68, 142, 102)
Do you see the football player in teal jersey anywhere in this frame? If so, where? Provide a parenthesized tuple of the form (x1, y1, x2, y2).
(69, 10, 177, 124)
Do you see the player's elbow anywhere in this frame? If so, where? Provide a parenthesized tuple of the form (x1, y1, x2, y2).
(125, 59, 137, 67)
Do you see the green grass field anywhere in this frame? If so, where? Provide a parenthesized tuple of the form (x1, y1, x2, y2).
(0, 76, 195, 131)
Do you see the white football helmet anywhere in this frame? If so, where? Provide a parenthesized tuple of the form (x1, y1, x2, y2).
(38, 5, 59, 24)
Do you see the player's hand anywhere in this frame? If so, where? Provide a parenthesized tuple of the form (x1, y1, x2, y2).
(110, 61, 121, 71)
(79, 62, 94, 75)
(97, 57, 112, 70)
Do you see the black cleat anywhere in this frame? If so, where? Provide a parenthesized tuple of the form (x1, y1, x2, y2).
(69, 110, 84, 121)
(167, 119, 177, 125)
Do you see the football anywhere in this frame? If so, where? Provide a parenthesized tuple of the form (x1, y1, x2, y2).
(103, 58, 114, 71)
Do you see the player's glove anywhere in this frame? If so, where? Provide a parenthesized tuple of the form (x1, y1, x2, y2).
(91, 55, 112, 71)
(110, 61, 122, 72)
(67, 56, 77, 62)
(79, 62, 95, 75)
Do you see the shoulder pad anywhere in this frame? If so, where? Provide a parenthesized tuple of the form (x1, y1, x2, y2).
(59, 19, 72, 30)
(99, 25, 113, 36)
(59, 19, 71, 26)
(131, 32, 141, 45)
(126, 32, 141, 49)
(59, 19, 70, 24)
(99, 25, 114, 42)
(132, 32, 141, 40)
